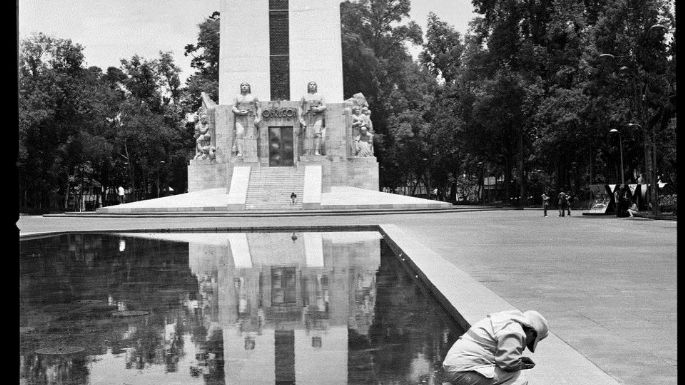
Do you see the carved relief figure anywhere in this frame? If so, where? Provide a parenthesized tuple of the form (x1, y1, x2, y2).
(193, 107, 214, 160)
(345, 92, 375, 157)
(361, 106, 373, 132)
(354, 124, 374, 157)
(345, 92, 369, 109)
(350, 106, 364, 133)
(189, 92, 217, 161)
(232, 82, 261, 157)
(299, 81, 327, 156)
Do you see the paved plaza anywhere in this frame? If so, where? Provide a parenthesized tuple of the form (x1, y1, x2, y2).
(18, 209, 677, 385)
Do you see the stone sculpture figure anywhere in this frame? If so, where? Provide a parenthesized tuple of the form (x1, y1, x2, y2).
(345, 92, 375, 157)
(350, 106, 364, 132)
(232, 82, 261, 157)
(193, 107, 214, 160)
(190, 92, 217, 161)
(361, 106, 373, 132)
(345, 92, 369, 109)
(354, 124, 374, 157)
(299, 81, 327, 156)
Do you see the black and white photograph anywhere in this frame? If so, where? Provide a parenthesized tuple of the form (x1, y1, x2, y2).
(17, 1, 676, 384)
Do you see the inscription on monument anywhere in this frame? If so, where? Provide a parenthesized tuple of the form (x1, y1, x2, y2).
(262, 107, 298, 120)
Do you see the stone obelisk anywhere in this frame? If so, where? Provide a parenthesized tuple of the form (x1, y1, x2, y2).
(219, 0, 344, 104)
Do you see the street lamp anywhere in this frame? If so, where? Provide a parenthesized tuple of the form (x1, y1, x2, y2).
(628, 122, 658, 216)
(648, 24, 667, 35)
(609, 129, 625, 186)
(597, 20, 669, 217)
(157, 160, 166, 198)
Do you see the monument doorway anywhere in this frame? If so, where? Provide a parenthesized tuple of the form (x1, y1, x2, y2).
(268, 126, 294, 166)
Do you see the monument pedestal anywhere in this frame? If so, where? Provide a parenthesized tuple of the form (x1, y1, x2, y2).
(299, 154, 327, 163)
(188, 160, 228, 192)
(346, 156, 379, 191)
(243, 137, 260, 163)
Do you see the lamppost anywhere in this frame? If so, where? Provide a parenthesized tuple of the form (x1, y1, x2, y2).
(598, 23, 669, 217)
(628, 122, 658, 216)
(157, 160, 165, 198)
(609, 129, 625, 186)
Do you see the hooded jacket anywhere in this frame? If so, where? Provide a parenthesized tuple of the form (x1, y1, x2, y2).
(442, 310, 536, 378)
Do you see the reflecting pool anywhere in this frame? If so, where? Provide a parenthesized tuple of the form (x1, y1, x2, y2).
(20, 232, 464, 385)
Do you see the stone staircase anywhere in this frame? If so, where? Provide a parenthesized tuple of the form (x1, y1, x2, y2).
(245, 167, 305, 210)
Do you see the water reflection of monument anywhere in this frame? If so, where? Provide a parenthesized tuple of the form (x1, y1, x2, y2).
(21, 232, 458, 384)
(183, 232, 381, 384)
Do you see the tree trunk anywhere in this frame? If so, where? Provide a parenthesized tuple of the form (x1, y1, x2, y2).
(424, 171, 432, 200)
(125, 142, 136, 194)
(64, 178, 70, 211)
(504, 156, 512, 206)
(588, 149, 593, 185)
(518, 128, 526, 208)
(78, 166, 84, 212)
(652, 129, 659, 216)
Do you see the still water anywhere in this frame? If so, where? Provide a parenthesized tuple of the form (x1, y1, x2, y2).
(20, 232, 464, 385)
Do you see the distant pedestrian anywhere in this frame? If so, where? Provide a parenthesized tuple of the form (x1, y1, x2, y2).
(627, 202, 639, 217)
(565, 194, 573, 216)
(541, 192, 550, 217)
(557, 191, 566, 217)
(616, 187, 630, 217)
(290, 192, 297, 205)
(117, 186, 126, 204)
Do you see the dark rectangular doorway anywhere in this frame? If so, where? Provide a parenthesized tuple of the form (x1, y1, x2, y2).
(269, 126, 294, 166)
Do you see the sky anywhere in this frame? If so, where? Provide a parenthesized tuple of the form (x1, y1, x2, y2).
(18, 0, 477, 82)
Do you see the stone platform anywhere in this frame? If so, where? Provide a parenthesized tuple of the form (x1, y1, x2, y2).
(96, 186, 452, 214)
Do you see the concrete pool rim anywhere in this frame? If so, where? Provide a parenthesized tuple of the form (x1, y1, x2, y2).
(19, 224, 621, 385)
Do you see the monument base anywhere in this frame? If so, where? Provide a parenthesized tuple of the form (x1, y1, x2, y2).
(188, 160, 229, 192)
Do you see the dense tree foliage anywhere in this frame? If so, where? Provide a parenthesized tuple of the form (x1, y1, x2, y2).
(19, 33, 190, 212)
(183, 11, 220, 110)
(340, 0, 676, 207)
(18, 1, 676, 212)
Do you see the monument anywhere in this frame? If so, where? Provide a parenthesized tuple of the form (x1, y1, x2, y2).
(98, 0, 451, 212)
(187, 0, 379, 209)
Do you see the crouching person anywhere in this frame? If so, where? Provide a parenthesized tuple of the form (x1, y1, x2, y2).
(442, 310, 549, 385)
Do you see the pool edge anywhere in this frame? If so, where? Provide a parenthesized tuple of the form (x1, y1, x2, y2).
(376, 223, 622, 385)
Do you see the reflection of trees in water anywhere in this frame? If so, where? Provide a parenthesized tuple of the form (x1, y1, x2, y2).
(190, 324, 225, 383)
(20, 234, 225, 385)
(22, 234, 462, 384)
(21, 353, 89, 385)
(348, 242, 463, 384)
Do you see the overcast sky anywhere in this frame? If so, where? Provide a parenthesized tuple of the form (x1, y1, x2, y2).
(18, 0, 477, 82)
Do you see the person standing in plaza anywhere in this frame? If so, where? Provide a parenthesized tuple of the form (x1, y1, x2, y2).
(442, 310, 549, 385)
(557, 191, 566, 217)
(565, 193, 573, 216)
(541, 192, 550, 217)
(616, 187, 631, 217)
(117, 186, 125, 204)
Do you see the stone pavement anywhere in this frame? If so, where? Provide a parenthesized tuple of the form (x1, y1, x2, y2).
(17, 209, 677, 385)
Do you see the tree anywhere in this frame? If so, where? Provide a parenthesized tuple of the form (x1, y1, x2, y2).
(420, 12, 465, 83)
(341, 0, 425, 189)
(183, 11, 220, 110)
(115, 52, 187, 198)
(19, 33, 119, 211)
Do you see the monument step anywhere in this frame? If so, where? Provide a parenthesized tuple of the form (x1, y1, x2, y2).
(245, 167, 306, 209)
